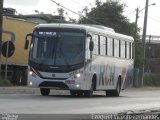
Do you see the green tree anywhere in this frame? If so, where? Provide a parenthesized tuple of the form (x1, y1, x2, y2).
(57, 8, 64, 17)
(55, 8, 76, 23)
(79, 0, 143, 69)
(79, 0, 134, 35)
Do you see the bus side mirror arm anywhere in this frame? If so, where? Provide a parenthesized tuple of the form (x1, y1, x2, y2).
(24, 33, 32, 49)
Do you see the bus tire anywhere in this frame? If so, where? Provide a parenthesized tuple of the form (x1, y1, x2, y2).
(70, 90, 77, 96)
(77, 90, 84, 96)
(115, 77, 121, 96)
(106, 77, 121, 97)
(84, 81, 94, 97)
(40, 88, 50, 96)
(84, 90, 93, 97)
(106, 90, 115, 97)
(92, 75, 97, 91)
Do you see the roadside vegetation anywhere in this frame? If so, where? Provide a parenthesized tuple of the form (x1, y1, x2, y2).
(144, 74, 160, 87)
(0, 79, 12, 87)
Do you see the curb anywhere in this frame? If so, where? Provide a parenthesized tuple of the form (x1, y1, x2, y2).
(0, 86, 40, 94)
(0, 86, 160, 94)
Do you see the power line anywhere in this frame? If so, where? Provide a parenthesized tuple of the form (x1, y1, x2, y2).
(69, 0, 84, 7)
(50, 0, 82, 17)
(148, 16, 160, 23)
(140, 11, 160, 23)
(50, 0, 101, 25)
(125, 10, 136, 17)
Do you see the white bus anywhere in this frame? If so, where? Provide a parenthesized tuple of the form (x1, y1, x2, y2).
(25, 24, 134, 97)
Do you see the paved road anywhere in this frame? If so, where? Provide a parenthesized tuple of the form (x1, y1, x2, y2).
(0, 87, 160, 115)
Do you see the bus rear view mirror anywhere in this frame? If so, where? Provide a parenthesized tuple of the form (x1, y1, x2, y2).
(89, 41, 94, 51)
(87, 34, 94, 51)
(24, 33, 32, 49)
(24, 40, 29, 49)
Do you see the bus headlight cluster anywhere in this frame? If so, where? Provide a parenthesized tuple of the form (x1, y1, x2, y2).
(29, 70, 36, 78)
(74, 73, 81, 78)
(76, 84, 80, 88)
(29, 71, 33, 75)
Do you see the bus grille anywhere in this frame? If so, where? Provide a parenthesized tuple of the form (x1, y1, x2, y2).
(39, 81, 69, 89)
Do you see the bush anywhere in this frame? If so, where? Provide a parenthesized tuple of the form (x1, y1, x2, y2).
(144, 74, 160, 87)
(0, 79, 12, 87)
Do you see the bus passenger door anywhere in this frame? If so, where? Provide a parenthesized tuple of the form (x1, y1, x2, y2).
(84, 34, 93, 89)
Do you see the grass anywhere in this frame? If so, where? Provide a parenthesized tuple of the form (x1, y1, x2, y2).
(0, 79, 12, 87)
(144, 74, 160, 87)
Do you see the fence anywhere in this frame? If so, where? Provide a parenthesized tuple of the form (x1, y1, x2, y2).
(133, 68, 160, 87)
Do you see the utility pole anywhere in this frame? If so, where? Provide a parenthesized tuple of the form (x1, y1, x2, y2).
(141, 0, 149, 87)
(0, 0, 3, 49)
(135, 8, 139, 26)
(0, 0, 4, 80)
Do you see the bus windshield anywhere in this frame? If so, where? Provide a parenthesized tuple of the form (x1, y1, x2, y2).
(29, 31, 85, 67)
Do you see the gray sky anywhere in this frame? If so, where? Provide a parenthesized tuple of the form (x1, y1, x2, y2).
(4, 0, 40, 6)
(4, 0, 160, 36)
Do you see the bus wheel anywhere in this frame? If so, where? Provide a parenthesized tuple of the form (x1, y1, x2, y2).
(106, 90, 115, 97)
(84, 82, 94, 97)
(84, 90, 93, 97)
(70, 90, 77, 96)
(40, 88, 50, 96)
(106, 78, 121, 97)
(77, 90, 83, 96)
(115, 78, 121, 96)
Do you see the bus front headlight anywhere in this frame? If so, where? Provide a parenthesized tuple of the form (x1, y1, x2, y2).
(74, 73, 81, 78)
(29, 70, 36, 78)
(29, 71, 33, 75)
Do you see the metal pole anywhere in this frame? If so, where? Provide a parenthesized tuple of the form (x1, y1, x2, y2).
(0, 0, 4, 81)
(135, 8, 139, 26)
(141, 0, 149, 87)
(5, 41, 9, 80)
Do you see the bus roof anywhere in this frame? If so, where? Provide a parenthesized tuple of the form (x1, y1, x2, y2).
(36, 23, 134, 42)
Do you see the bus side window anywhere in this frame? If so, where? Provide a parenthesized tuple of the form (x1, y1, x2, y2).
(129, 42, 133, 59)
(92, 34, 98, 55)
(86, 35, 91, 60)
(119, 40, 121, 58)
(114, 39, 119, 57)
(107, 37, 113, 57)
(98, 35, 100, 55)
(106, 37, 108, 56)
(126, 41, 130, 59)
(100, 36, 106, 56)
(121, 40, 125, 58)
(113, 39, 114, 57)
(131, 43, 133, 59)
